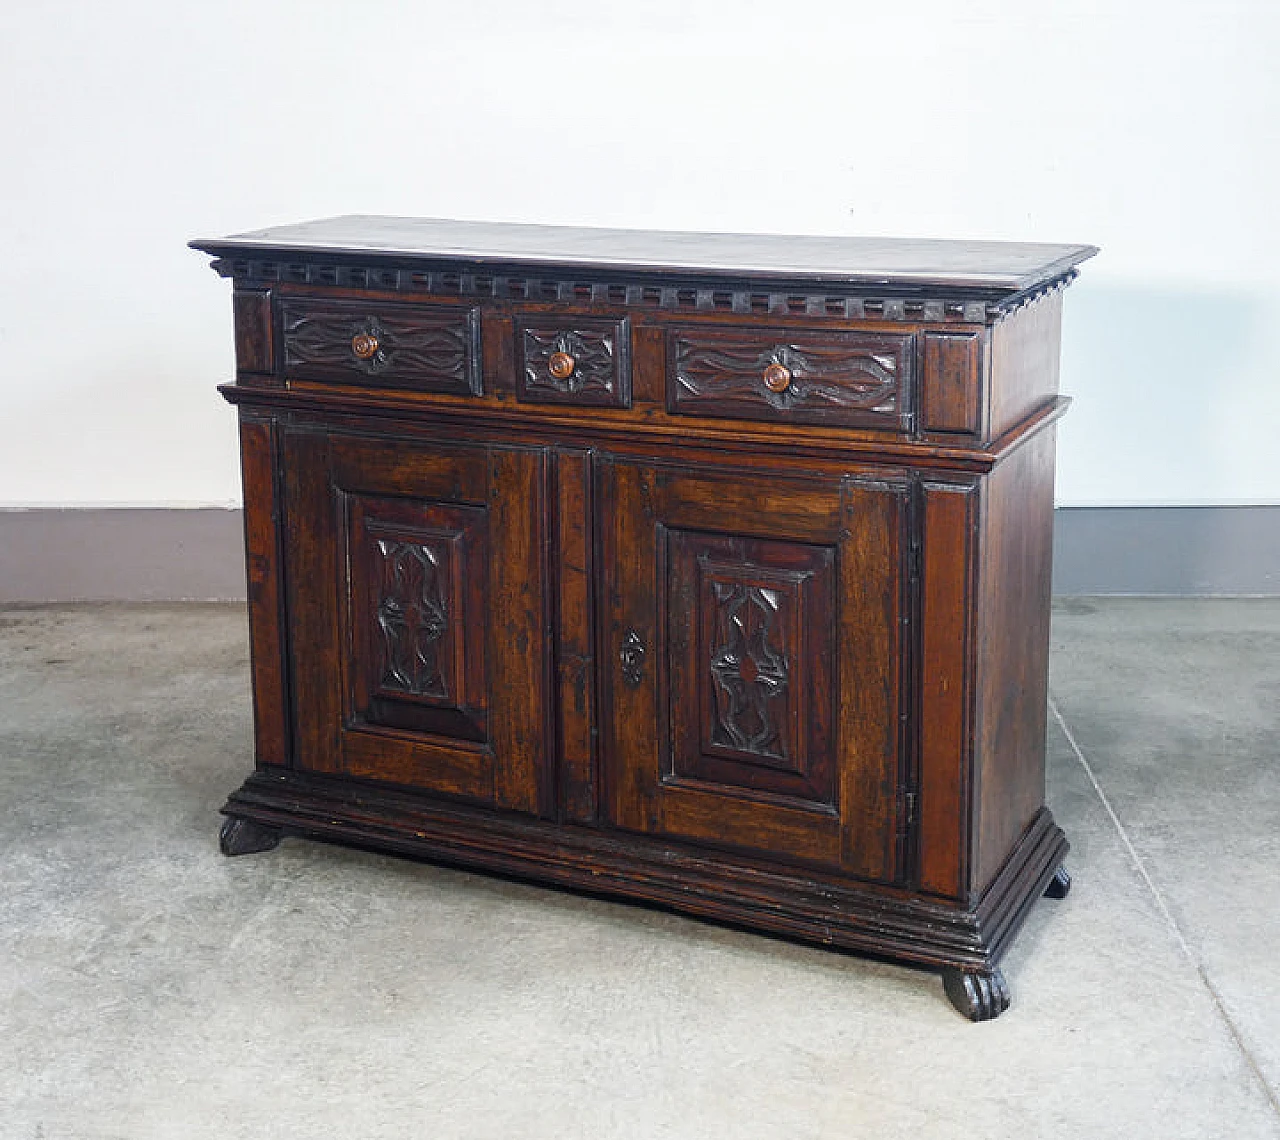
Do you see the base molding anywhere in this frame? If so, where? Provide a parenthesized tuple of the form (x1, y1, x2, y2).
(222, 769, 1067, 985)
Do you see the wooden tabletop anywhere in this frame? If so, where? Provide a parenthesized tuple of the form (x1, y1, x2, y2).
(192, 216, 1097, 292)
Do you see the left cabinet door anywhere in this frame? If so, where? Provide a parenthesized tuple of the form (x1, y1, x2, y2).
(280, 428, 550, 815)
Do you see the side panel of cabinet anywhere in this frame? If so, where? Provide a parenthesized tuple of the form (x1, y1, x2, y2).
(596, 458, 907, 881)
(972, 428, 1058, 895)
(280, 427, 550, 814)
(987, 288, 1063, 441)
(916, 481, 978, 901)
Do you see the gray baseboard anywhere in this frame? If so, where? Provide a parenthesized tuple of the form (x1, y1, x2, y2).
(1052, 506, 1279, 596)
(0, 509, 247, 603)
(0, 506, 1276, 602)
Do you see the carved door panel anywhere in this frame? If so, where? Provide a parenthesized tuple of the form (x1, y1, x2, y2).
(597, 457, 908, 882)
(281, 429, 549, 814)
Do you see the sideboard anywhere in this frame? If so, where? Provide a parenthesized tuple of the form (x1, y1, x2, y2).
(192, 216, 1095, 1019)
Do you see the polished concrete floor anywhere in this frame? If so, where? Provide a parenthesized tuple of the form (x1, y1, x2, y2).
(1, 600, 1278, 1138)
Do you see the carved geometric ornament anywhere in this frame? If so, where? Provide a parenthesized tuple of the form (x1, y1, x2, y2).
(664, 522, 837, 809)
(214, 253, 1079, 324)
(708, 582, 791, 760)
(374, 538, 450, 699)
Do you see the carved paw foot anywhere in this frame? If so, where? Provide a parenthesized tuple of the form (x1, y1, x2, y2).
(219, 814, 282, 856)
(942, 967, 1010, 1021)
(1044, 865, 1072, 899)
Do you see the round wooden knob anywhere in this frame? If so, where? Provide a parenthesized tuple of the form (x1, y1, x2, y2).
(762, 361, 792, 393)
(548, 350, 577, 381)
(351, 332, 380, 360)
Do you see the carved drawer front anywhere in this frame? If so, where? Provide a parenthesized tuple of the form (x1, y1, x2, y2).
(597, 458, 908, 881)
(668, 325, 912, 431)
(279, 296, 482, 394)
(516, 316, 630, 407)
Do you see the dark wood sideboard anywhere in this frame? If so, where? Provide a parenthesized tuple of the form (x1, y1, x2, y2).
(192, 217, 1096, 1020)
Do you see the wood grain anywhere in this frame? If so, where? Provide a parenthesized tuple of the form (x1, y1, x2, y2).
(232, 287, 274, 377)
(237, 414, 290, 769)
(921, 331, 982, 436)
(987, 287, 1063, 440)
(280, 428, 342, 775)
(554, 449, 597, 823)
(972, 428, 1058, 894)
(486, 446, 552, 815)
(917, 481, 977, 900)
(836, 478, 907, 882)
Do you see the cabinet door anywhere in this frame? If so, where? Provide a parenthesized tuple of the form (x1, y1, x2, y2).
(597, 457, 908, 882)
(281, 428, 549, 814)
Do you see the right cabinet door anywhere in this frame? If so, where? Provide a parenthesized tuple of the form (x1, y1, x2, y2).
(596, 456, 909, 882)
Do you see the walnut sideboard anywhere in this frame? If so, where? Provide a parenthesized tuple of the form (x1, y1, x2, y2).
(192, 217, 1095, 1020)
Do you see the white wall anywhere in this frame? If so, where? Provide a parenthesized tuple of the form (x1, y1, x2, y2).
(3, 0, 1277, 507)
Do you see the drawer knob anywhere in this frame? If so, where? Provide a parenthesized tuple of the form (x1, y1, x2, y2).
(548, 350, 577, 381)
(762, 362, 792, 393)
(351, 332, 380, 360)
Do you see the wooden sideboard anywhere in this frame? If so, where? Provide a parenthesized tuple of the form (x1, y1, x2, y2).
(193, 217, 1095, 1020)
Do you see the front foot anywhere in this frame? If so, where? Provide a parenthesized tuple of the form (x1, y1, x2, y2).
(1044, 865, 1072, 899)
(942, 967, 1010, 1021)
(219, 814, 282, 856)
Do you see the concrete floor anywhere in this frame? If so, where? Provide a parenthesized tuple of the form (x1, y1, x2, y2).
(1, 601, 1278, 1139)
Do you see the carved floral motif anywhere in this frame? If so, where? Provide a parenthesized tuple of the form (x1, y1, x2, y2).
(520, 321, 629, 406)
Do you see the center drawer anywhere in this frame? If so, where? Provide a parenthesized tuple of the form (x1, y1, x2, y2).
(667, 325, 913, 431)
(279, 295, 482, 395)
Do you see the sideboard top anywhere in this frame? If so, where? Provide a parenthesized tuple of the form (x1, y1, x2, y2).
(191, 215, 1097, 293)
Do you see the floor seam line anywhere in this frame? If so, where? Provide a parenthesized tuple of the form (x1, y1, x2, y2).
(1049, 693, 1280, 1120)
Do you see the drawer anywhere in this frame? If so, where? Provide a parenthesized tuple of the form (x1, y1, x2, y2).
(668, 325, 913, 431)
(516, 315, 630, 408)
(279, 296, 482, 395)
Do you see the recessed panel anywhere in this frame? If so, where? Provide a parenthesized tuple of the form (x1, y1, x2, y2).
(667, 530, 836, 808)
(921, 331, 982, 435)
(347, 494, 488, 743)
